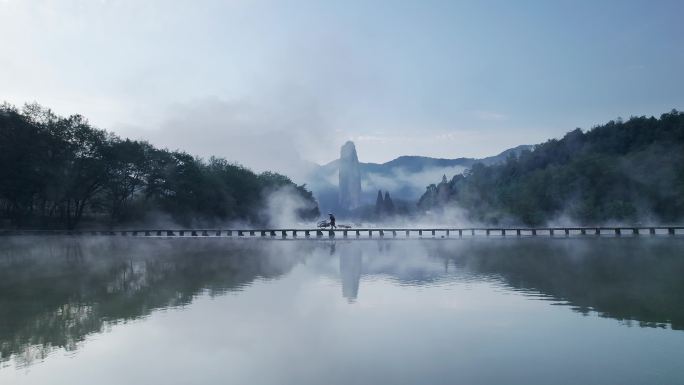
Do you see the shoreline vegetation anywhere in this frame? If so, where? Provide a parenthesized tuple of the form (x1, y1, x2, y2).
(2, 102, 683, 230)
(0, 103, 319, 229)
(419, 110, 684, 226)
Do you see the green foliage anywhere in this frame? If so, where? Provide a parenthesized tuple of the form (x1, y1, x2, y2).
(0, 103, 319, 229)
(418, 110, 684, 225)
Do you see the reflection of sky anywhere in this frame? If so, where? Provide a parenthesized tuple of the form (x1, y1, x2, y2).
(3, 266, 682, 385)
(3, 241, 684, 384)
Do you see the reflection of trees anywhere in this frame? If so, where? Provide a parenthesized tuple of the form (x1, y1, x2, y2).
(424, 239, 684, 330)
(2, 238, 682, 368)
(0, 238, 308, 366)
(332, 239, 684, 331)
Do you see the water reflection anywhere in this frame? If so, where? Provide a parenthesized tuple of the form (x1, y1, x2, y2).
(331, 238, 684, 328)
(0, 238, 310, 367)
(337, 243, 362, 302)
(1, 237, 683, 370)
(428, 238, 684, 330)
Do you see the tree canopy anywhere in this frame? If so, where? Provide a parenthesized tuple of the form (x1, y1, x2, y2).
(0, 103, 319, 229)
(418, 110, 684, 226)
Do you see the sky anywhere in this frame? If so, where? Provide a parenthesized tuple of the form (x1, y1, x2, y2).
(1, 0, 683, 179)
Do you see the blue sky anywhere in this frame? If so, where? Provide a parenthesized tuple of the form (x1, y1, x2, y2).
(1, 0, 682, 174)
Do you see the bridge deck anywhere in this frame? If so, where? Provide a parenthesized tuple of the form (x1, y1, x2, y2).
(2, 226, 684, 238)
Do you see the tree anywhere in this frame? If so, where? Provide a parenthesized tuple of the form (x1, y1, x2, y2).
(103, 139, 151, 222)
(418, 110, 684, 226)
(0, 102, 321, 229)
(375, 190, 384, 217)
(383, 191, 395, 216)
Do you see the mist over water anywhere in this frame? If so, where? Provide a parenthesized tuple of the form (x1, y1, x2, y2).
(1, 237, 683, 384)
(1, 2, 682, 385)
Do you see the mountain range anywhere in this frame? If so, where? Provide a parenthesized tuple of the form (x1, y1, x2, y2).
(306, 144, 533, 214)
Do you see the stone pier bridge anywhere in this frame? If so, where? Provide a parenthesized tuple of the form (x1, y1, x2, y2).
(2, 226, 683, 238)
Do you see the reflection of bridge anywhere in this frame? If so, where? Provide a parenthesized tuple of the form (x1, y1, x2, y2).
(2, 226, 684, 238)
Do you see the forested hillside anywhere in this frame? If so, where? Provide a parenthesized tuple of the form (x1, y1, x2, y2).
(0, 103, 319, 229)
(419, 110, 684, 226)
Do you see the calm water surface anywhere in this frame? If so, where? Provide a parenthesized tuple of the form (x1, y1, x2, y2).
(1, 237, 683, 384)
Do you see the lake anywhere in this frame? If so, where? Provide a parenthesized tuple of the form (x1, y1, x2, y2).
(1, 236, 683, 384)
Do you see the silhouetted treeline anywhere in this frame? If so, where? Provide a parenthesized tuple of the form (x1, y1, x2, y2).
(419, 110, 684, 225)
(0, 103, 319, 229)
(374, 190, 395, 218)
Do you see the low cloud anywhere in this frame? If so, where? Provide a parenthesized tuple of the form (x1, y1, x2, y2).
(362, 165, 468, 200)
(260, 186, 319, 228)
(130, 96, 336, 184)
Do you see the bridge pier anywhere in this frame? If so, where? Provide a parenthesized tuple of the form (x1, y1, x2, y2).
(32, 226, 683, 240)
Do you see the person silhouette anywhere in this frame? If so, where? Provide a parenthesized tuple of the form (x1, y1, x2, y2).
(328, 213, 336, 229)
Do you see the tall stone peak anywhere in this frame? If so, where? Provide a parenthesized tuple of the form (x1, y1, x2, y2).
(338, 141, 361, 210)
(340, 141, 358, 160)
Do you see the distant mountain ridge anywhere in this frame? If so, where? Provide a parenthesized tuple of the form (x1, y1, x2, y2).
(307, 144, 534, 215)
(317, 144, 533, 176)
